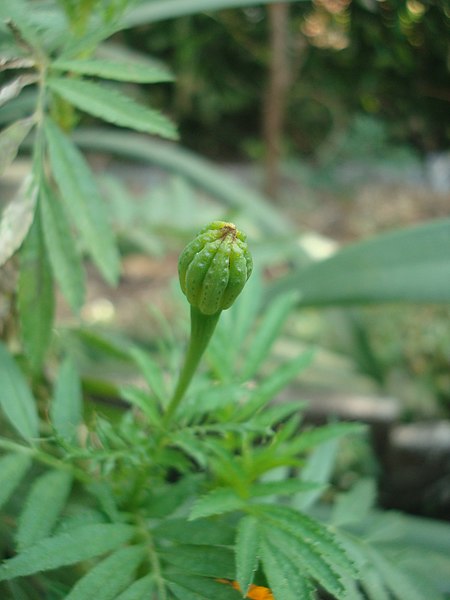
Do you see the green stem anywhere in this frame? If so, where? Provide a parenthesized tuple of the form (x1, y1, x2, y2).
(163, 306, 221, 426)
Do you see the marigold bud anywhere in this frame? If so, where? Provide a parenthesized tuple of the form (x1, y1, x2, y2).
(178, 221, 253, 315)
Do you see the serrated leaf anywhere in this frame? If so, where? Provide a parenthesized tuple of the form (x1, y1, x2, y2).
(260, 535, 314, 600)
(236, 515, 260, 596)
(65, 545, 146, 600)
(120, 386, 161, 428)
(171, 431, 208, 468)
(241, 292, 298, 380)
(115, 574, 154, 600)
(16, 470, 72, 551)
(261, 505, 358, 579)
(189, 488, 244, 521)
(40, 181, 85, 311)
(0, 342, 39, 441)
(18, 212, 54, 371)
(153, 517, 234, 546)
(162, 545, 235, 579)
(50, 357, 83, 443)
(52, 58, 173, 83)
(167, 574, 240, 600)
(263, 524, 343, 598)
(0, 453, 31, 510)
(48, 77, 177, 140)
(0, 117, 33, 176)
(0, 174, 37, 266)
(44, 118, 120, 284)
(0, 523, 135, 581)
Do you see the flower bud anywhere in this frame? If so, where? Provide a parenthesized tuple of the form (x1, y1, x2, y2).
(178, 221, 253, 315)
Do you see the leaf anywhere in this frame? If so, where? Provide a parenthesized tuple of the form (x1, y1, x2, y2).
(332, 479, 376, 527)
(189, 488, 245, 521)
(124, 0, 303, 27)
(153, 517, 234, 546)
(127, 346, 166, 402)
(260, 535, 314, 600)
(47, 77, 177, 140)
(73, 129, 288, 234)
(269, 218, 450, 305)
(167, 574, 240, 600)
(261, 505, 358, 579)
(18, 212, 54, 371)
(241, 292, 298, 380)
(0, 453, 31, 510)
(50, 357, 83, 443)
(235, 515, 260, 596)
(368, 547, 430, 600)
(296, 439, 340, 511)
(250, 479, 322, 499)
(65, 545, 146, 600)
(0, 174, 37, 266)
(44, 118, 120, 284)
(16, 470, 73, 551)
(52, 58, 173, 83)
(114, 574, 154, 600)
(289, 422, 366, 455)
(0, 523, 135, 581)
(119, 385, 161, 428)
(40, 181, 85, 311)
(262, 525, 343, 598)
(162, 545, 235, 579)
(0, 75, 37, 108)
(0, 117, 33, 176)
(0, 342, 39, 441)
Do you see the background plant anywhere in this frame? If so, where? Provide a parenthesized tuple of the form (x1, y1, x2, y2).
(1, 0, 450, 599)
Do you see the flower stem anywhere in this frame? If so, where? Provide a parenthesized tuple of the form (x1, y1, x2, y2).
(163, 306, 220, 426)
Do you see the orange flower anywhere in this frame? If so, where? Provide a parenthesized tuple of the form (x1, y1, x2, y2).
(217, 579, 274, 600)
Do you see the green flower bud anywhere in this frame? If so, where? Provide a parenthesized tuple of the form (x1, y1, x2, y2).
(178, 221, 253, 315)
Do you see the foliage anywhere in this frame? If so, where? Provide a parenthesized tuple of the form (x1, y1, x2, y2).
(1, 1, 450, 599)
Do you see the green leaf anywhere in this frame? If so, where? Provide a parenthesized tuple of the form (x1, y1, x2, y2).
(73, 129, 288, 234)
(250, 479, 322, 499)
(235, 515, 260, 596)
(241, 292, 298, 380)
(368, 547, 430, 600)
(52, 58, 173, 83)
(0, 523, 135, 581)
(260, 535, 314, 600)
(18, 212, 54, 371)
(0, 453, 31, 510)
(0, 174, 37, 266)
(289, 422, 365, 455)
(0, 342, 39, 441)
(167, 574, 240, 600)
(124, 0, 305, 27)
(40, 181, 85, 311)
(44, 118, 120, 284)
(50, 357, 83, 443)
(269, 218, 450, 305)
(0, 118, 33, 177)
(16, 470, 73, 551)
(65, 545, 146, 600)
(153, 517, 234, 546)
(296, 438, 340, 511)
(114, 574, 154, 600)
(261, 505, 358, 579)
(262, 525, 343, 598)
(119, 386, 161, 428)
(189, 488, 244, 521)
(127, 346, 166, 403)
(48, 78, 177, 140)
(332, 479, 376, 527)
(162, 545, 235, 579)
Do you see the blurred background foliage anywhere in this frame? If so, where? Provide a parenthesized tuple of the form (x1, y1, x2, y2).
(122, 0, 449, 160)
